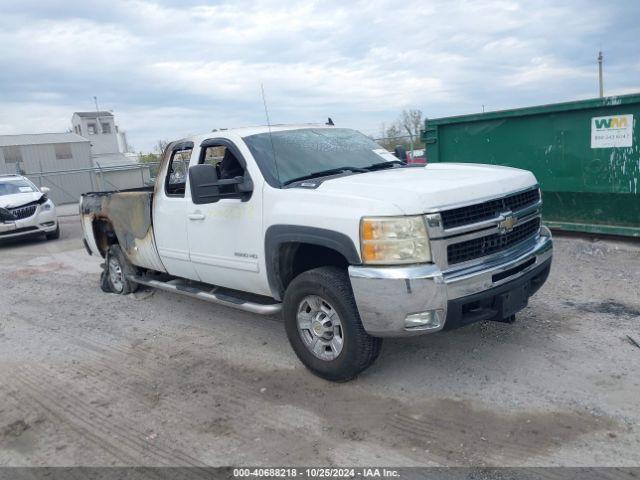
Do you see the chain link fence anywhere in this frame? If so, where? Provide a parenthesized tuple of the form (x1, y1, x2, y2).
(23, 162, 160, 205)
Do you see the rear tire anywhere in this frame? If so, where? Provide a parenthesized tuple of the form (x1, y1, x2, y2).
(100, 267, 112, 293)
(105, 245, 139, 294)
(283, 266, 382, 382)
(45, 224, 60, 240)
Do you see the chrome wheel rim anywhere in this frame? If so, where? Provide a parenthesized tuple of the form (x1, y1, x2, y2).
(297, 295, 344, 361)
(108, 257, 124, 293)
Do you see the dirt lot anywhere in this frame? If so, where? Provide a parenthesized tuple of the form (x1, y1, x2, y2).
(0, 214, 639, 467)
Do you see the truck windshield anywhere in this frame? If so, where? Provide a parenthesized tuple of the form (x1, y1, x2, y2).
(243, 128, 399, 186)
(0, 178, 39, 196)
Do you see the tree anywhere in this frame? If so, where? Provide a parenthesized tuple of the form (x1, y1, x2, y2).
(155, 139, 169, 154)
(400, 109, 423, 150)
(138, 139, 170, 164)
(138, 152, 159, 163)
(385, 123, 408, 151)
(376, 109, 425, 152)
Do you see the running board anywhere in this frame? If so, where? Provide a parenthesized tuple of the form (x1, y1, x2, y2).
(129, 276, 282, 315)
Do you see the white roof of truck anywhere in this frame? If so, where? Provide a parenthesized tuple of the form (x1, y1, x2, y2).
(186, 123, 335, 144)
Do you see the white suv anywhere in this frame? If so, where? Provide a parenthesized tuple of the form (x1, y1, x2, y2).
(0, 174, 59, 241)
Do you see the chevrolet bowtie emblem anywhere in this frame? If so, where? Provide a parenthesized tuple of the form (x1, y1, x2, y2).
(498, 214, 517, 233)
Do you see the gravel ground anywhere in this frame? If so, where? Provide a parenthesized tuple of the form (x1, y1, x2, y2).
(0, 216, 639, 467)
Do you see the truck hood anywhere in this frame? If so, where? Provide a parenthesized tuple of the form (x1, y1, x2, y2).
(317, 163, 537, 215)
(0, 192, 44, 209)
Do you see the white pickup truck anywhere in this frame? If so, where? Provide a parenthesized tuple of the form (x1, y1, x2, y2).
(80, 124, 552, 381)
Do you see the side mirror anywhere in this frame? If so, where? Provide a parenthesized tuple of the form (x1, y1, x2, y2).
(393, 145, 407, 161)
(40, 186, 50, 195)
(189, 164, 220, 204)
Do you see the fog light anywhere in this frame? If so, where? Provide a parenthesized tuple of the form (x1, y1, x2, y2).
(404, 310, 444, 330)
(40, 221, 55, 227)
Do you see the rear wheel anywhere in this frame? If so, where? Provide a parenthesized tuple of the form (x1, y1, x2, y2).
(283, 266, 382, 382)
(105, 245, 139, 294)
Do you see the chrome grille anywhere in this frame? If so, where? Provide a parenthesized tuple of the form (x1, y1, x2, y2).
(9, 204, 37, 220)
(447, 217, 541, 265)
(441, 189, 540, 229)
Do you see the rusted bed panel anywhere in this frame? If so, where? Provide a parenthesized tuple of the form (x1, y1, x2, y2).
(80, 190, 166, 272)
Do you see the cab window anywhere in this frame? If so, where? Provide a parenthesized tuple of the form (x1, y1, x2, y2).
(199, 145, 246, 195)
(165, 148, 192, 197)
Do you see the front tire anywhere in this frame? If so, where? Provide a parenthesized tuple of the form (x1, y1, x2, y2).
(45, 224, 60, 240)
(283, 266, 382, 382)
(105, 245, 139, 294)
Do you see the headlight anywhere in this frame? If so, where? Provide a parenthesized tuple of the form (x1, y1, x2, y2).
(360, 216, 431, 264)
(42, 200, 53, 211)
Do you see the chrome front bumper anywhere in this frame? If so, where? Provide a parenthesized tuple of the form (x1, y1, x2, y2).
(348, 227, 553, 337)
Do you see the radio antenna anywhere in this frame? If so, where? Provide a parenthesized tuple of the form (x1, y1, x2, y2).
(261, 83, 281, 185)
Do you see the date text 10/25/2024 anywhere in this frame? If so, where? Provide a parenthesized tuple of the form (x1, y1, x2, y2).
(233, 468, 400, 478)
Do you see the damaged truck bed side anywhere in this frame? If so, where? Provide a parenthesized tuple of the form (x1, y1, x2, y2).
(81, 188, 164, 272)
(80, 124, 552, 381)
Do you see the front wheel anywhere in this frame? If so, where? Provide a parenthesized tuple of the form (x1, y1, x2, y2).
(283, 266, 382, 382)
(45, 224, 60, 240)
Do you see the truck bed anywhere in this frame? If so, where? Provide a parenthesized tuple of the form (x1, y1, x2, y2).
(80, 188, 165, 272)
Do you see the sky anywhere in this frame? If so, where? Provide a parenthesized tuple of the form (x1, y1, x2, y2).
(0, 0, 638, 152)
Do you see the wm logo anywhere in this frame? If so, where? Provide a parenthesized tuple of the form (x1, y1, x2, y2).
(595, 117, 629, 129)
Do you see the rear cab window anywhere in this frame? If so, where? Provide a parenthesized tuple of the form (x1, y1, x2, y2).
(165, 149, 193, 197)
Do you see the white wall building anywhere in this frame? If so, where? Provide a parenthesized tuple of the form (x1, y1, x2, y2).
(0, 112, 147, 204)
(0, 133, 93, 204)
(71, 111, 137, 167)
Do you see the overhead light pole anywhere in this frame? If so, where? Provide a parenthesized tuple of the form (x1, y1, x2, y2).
(598, 51, 604, 98)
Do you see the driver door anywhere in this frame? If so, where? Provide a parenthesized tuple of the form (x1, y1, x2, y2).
(186, 140, 266, 295)
(153, 143, 199, 280)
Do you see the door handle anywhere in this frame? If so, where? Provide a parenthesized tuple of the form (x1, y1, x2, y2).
(188, 212, 206, 221)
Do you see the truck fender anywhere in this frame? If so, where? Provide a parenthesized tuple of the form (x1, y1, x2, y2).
(264, 225, 361, 301)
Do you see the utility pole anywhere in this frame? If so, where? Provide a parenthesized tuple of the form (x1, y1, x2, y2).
(94, 95, 102, 133)
(598, 51, 604, 98)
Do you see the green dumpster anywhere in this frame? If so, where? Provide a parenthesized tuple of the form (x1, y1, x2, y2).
(422, 93, 640, 237)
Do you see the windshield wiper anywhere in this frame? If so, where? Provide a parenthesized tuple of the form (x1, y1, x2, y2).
(364, 160, 407, 171)
(283, 166, 369, 186)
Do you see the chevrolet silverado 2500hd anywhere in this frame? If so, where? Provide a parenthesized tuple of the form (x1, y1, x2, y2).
(80, 125, 552, 381)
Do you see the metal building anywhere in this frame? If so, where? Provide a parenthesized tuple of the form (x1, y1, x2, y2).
(0, 132, 93, 204)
